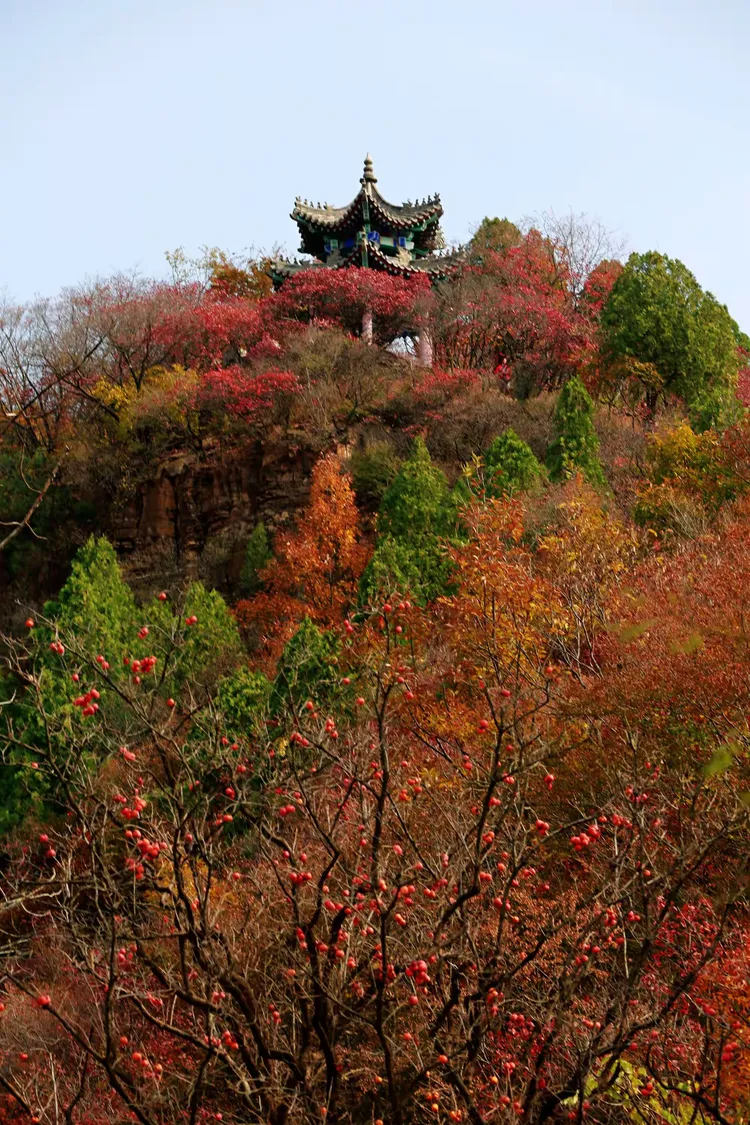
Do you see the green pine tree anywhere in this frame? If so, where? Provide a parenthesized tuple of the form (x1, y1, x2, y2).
(175, 582, 244, 687)
(0, 537, 140, 833)
(349, 442, 402, 509)
(484, 429, 542, 497)
(546, 378, 606, 487)
(215, 665, 271, 738)
(270, 617, 342, 717)
(378, 437, 453, 541)
(359, 534, 452, 607)
(240, 522, 272, 595)
(42, 536, 138, 657)
(362, 437, 457, 604)
(0, 539, 247, 835)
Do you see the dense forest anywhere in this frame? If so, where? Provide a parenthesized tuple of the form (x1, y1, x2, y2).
(0, 213, 750, 1125)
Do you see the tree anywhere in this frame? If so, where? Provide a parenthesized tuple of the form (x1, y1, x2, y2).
(269, 268, 430, 346)
(240, 522, 273, 595)
(601, 250, 743, 423)
(522, 209, 626, 304)
(269, 616, 342, 716)
(432, 231, 591, 397)
(265, 455, 367, 621)
(377, 437, 453, 541)
(483, 428, 542, 497)
(534, 479, 639, 674)
(197, 366, 299, 426)
(205, 249, 274, 302)
(215, 664, 271, 737)
(1, 499, 748, 1124)
(348, 442, 402, 509)
(173, 582, 244, 688)
(633, 419, 750, 539)
(0, 447, 66, 572)
(0, 542, 246, 833)
(40, 535, 137, 660)
(546, 376, 605, 486)
(360, 438, 456, 604)
(234, 455, 368, 666)
(469, 216, 523, 259)
(359, 533, 443, 607)
(165, 245, 274, 301)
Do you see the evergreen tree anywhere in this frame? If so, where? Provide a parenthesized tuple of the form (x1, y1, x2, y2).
(349, 442, 402, 509)
(175, 582, 244, 688)
(378, 437, 453, 541)
(484, 429, 542, 497)
(601, 250, 743, 424)
(0, 540, 246, 834)
(42, 536, 137, 658)
(240, 522, 272, 595)
(359, 534, 453, 607)
(361, 438, 456, 604)
(270, 617, 342, 717)
(27, 536, 139, 740)
(0, 537, 139, 833)
(215, 665, 271, 739)
(546, 377, 606, 486)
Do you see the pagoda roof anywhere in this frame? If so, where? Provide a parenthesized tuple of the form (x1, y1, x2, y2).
(268, 156, 465, 287)
(267, 246, 465, 285)
(267, 258, 329, 282)
(291, 155, 443, 234)
(367, 244, 466, 279)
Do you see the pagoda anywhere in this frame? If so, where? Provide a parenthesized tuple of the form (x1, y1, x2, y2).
(268, 155, 463, 286)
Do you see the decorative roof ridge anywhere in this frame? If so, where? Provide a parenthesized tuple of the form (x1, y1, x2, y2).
(291, 189, 367, 229)
(292, 157, 443, 230)
(365, 241, 466, 278)
(368, 186, 443, 228)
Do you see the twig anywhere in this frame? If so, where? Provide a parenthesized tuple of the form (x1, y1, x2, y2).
(0, 456, 62, 552)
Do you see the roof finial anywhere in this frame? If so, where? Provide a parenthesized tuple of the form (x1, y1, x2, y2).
(362, 153, 377, 185)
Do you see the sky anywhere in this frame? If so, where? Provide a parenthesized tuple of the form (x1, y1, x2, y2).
(1, 0, 749, 324)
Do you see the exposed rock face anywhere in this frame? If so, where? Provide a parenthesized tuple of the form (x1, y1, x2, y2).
(111, 440, 318, 591)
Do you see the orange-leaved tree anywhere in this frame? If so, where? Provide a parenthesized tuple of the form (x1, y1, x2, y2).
(235, 453, 369, 667)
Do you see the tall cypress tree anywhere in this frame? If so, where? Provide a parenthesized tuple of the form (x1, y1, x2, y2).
(546, 377, 606, 487)
(361, 437, 456, 605)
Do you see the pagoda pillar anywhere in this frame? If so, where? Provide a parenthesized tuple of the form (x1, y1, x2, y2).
(417, 327, 433, 367)
(362, 307, 374, 344)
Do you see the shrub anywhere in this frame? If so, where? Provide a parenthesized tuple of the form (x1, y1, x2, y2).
(634, 420, 747, 537)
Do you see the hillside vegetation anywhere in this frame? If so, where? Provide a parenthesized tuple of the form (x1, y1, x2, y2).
(0, 222, 750, 1124)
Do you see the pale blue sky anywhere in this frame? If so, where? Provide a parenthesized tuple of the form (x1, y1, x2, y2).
(1, 0, 748, 325)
